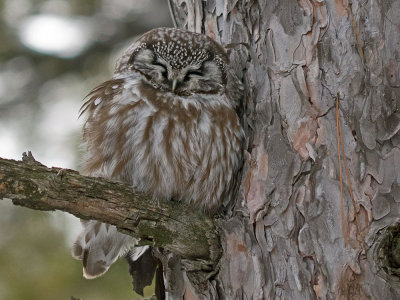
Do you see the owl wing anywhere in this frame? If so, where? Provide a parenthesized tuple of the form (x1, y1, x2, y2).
(79, 78, 125, 118)
(74, 78, 150, 279)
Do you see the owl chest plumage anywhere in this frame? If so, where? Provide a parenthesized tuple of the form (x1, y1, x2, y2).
(83, 77, 243, 211)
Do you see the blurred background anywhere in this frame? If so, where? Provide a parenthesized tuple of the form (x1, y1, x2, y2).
(0, 0, 172, 298)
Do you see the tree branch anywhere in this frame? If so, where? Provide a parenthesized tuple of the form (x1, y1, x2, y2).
(0, 152, 220, 264)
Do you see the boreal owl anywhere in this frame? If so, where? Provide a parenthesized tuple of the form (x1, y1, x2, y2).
(72, 27, 244, 280)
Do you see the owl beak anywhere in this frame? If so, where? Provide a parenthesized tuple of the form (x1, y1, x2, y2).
(172, 79, 178, 92)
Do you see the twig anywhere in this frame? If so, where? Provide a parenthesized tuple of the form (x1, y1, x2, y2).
(336, 97, 347, 247)
(338, 113, 362, 234)
(349, 3, 365, 62)
(336, 96, 361, 247)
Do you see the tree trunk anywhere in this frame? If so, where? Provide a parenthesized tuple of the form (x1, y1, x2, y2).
(166, 0, 400, 299)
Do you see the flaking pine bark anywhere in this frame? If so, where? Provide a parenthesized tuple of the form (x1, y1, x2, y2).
(166, 0, 400, 299)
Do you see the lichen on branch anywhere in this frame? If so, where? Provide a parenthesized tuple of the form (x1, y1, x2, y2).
(0, 152, 220, 264)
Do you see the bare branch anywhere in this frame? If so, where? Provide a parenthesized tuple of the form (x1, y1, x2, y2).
(0, 152, 220, 264)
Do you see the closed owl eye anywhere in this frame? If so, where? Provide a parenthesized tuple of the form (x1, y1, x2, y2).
(153, 62, 167, 76)
(153, 62, 166, 69)
(184, 70, 203, 81)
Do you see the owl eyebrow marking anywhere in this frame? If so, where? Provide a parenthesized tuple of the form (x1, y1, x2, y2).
(151, 41, 210, 69)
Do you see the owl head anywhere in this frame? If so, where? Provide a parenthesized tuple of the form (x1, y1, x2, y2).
(115, 28, 231, 96)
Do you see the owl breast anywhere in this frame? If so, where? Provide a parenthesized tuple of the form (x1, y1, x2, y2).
(82, 77, 243, 211)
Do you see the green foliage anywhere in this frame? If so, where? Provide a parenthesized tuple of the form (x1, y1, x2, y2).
(0, 201, 155, 299)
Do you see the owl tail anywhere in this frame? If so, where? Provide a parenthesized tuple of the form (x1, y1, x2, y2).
(72, 220, 137, 279)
